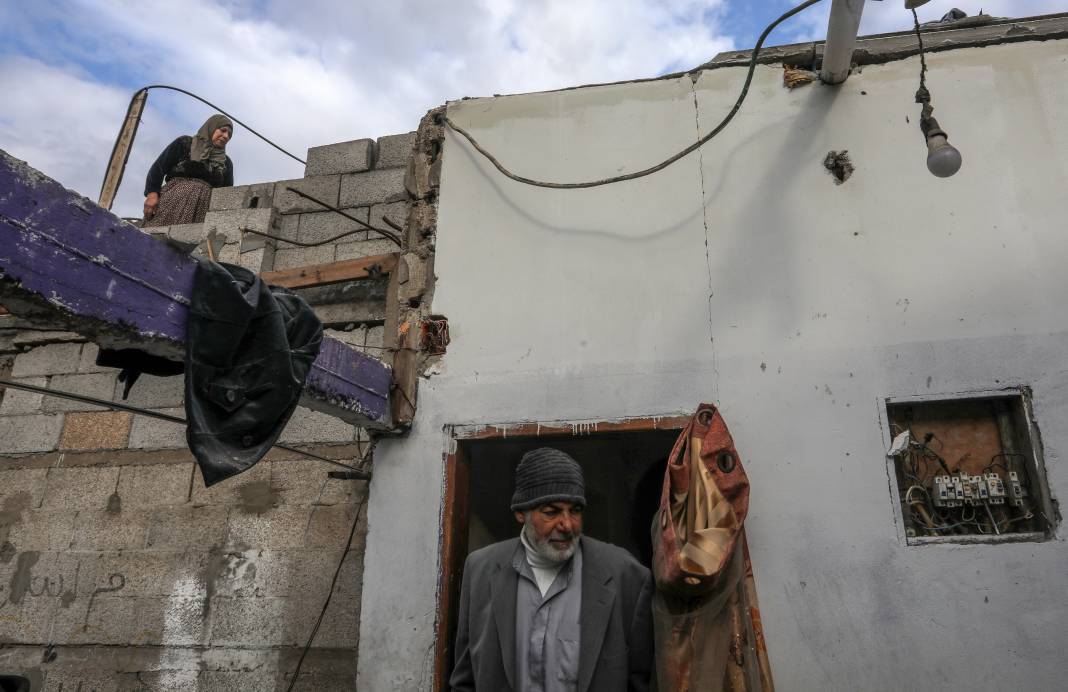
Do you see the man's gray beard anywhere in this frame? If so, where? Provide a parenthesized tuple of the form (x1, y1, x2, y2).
(522, 519, 577, 564)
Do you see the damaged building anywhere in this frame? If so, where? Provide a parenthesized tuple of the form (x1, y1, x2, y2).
(2, 5, 1068, 691)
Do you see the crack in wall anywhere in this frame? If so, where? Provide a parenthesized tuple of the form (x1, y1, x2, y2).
(690, 75, 720, 402)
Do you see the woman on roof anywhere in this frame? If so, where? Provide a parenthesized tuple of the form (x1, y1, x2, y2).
(142, 114, 234, 227)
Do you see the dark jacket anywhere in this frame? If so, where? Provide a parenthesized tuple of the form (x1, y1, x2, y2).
(450, 535, 654, 692)
(145, 136, 234, 195)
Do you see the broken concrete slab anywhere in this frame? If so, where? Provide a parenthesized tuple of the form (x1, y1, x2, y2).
(0, 149, 392, 429)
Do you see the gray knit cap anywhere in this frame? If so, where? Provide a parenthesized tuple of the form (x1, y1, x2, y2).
(510, 447, 586, 511)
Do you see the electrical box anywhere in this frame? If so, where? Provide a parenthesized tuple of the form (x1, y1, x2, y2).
(885, 390, 1056, 544)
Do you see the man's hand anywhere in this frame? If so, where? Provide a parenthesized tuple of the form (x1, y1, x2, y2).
(143, 192, 159, 218)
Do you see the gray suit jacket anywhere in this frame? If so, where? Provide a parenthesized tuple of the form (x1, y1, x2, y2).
(449, 535, 654, 692)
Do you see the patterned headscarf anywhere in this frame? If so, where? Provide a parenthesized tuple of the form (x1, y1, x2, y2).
(190, 114, 233, 175)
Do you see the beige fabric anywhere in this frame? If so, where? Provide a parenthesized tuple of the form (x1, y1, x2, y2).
(674, 437, 741, 576)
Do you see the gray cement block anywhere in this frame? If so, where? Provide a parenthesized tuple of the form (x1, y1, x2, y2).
(209, 182, 276, 212)
(376, 132, 416, 169)
(146, 505, 229, 549)
(127, 407, 187, 449)
(11, 343, 84, 377)
(116, 373, 184, 409)
(42, 466, 120, 511)
(0, 376, 47, 414)
(269, 459, 367, 506)
(335, 238, 398, 262)
(339, 168, 407, 207)
(279, 406, 356, 444)
(77, 342, 111, 373)
(43, 372, 118, 412)
(369, 200, 408, 231)
(313, 303, 385, 325)
(296, 207, 369, 245)
(303, 503, 364, 549)
(69, 509, 150, 550)
(189, 461, 271, 507)
(10, 330, 82, 346)
(208, 596, 290, 646)
(323, 326, 367, 348)
(203, 207, 279, 241)
(272, 245, 336, 271)
(116, 463, 192, 507)
(279, 213, 300, 242)
(366, 326, 384, 349)
(0, 414, 64, 453)
(274, 175, 342, 214)
(0, 467, 48, 508)
(166, 222, 209, 245)
(6, 509, 78, 551)
(305, 139, 374, 176)
(225, 504, 311, 549)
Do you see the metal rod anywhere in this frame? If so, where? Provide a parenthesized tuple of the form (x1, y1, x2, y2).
(0, 378, 370, 477)
(284, 187, 402, 246)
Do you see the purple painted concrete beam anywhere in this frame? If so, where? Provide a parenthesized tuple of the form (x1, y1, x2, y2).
(0, 149, 392, 429)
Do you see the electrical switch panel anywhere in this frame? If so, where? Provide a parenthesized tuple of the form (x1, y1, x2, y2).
(1007, 471, 1028, 508)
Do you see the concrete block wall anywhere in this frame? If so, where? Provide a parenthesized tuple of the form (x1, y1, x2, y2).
(0, 127, 417, 690)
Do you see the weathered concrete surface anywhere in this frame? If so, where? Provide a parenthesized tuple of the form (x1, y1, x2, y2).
(359, 39, 1068, 691)
(0, 150, 392, 429)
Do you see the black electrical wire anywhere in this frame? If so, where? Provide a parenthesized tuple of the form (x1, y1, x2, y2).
(138, 85, 306, 165)
(0, 378, 370, 477)
(282, 187, 402, 245)
(443, 0, 826, 190)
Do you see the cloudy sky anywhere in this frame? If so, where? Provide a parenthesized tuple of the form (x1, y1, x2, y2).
(1, 0, 1062, 217)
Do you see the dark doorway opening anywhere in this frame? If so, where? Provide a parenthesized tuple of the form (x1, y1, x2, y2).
(434, 417, 690, 691)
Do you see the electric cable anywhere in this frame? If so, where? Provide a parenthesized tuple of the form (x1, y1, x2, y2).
(442, 0, 826, 190)
(238, 187, 402, 248)
(137, 85, 306, 165)
(0, 378, 370, 477)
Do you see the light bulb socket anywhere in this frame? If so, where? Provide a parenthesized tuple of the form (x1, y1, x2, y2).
(920, 113, 947, 141)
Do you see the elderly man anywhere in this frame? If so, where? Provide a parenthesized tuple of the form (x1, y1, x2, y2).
(449, 447, 654, 692)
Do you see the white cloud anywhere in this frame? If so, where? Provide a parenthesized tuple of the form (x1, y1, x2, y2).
(2, 0, 734, 217)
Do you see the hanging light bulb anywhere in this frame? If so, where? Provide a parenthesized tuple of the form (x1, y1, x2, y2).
(921, 112, 962, 177)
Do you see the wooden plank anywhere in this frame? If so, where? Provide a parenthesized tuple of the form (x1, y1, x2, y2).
(260, 253, 397, 290)
(98, 89, 148, 211)
(0, 148, 392, 429)
(433, 447, 471, 691)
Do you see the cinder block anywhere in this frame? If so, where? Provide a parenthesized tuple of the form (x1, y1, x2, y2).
(203, 208, 280, 241)
(237, 246, 274, 273)
(7, 509, 78, 551)
(305, 139, 374, 176)
(42, 466, 120, 511)
(270, 459, 367, 506)
(274, 175, 342, 214)
(209, 182, 276, 212)
(323, 326, 367, 348)
(208, 595, 290, 647)
(127, 407, 187, 449)
(11, 343, 84, 377)
(0, 414, 64, 453)
(278, 213, 300, 243)
(225, 504, 312, 549)
(376, 131, 416, 169)
(116, 463, 192, 507)
(335, 238, 398, 262)
(77, 342, 111, 373)
(339, 168, 407, 208)
(272, 245, 336, 271)
(146, 505, 229, 549)
(59, 411, 132, 450)
(369, 200, 408, 231)
(69, 594, 140, 644)
(0, 468, 48, 508)
(44, 372, 118, 412)
(279, 407, 356, 444)
(167, 222, 209, 245)
(0, 376, 47, 414)
(117, 373, 184, 409)
(10, 330, 82, 346)
(296, 207, 369, 245)
(69, 509, 150, 550)
(303, 503, 364, 549)
(189, 461, 271, 506)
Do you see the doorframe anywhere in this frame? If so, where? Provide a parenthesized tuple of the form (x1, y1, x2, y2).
(433, 414, 691, 690)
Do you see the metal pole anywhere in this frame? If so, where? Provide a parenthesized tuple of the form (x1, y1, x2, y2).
(820, 0, 865, 84)
(98, 88, 148, 211)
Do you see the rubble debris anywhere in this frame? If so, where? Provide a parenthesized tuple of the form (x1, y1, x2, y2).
(783, 64, 817, 89)
(823, 150, 854, 184)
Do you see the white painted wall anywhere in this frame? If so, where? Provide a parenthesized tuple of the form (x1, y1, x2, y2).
(358, 40, 1068, 691)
